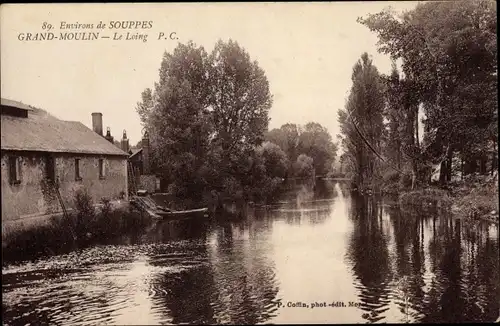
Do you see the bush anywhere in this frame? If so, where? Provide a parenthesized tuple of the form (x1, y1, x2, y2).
(383, 170, 401, 184)
(221, 177, 244, 200)
(399, 188, 452, 210)
(452, 175, 499, 221)
(380, 170, 402, 194)
(73, 188, 95, 237)
(399, 172, 413, 189)
(100, 197, 112, 217)
(293, 154, 315, 179)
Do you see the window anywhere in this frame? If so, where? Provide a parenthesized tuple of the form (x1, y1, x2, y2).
(75, 158, 82, 181)
(99, 159, 106, 179)
(8, 156, 21, 185)
(45, 155, 56, 182)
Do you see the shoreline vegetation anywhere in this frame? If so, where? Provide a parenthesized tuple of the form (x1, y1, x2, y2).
(134, 39, 337, 209)
(3, 174, 498, 266)
(394, 173, 498, 225)
(2, 189, 152, 265)
(336, 0, 498, 226)
(3, 0, 498, 264)
(130, 1, 496, 223)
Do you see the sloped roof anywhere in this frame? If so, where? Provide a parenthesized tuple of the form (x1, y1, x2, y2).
(1, 98, 34, 111)
(129, 147, 142, 158)
(1, 100, 128, 156)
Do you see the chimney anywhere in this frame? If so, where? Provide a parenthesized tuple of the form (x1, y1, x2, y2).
(142, 130, 150, 174)
(91, 112, 103, 136)
(105, 127, 114, 143)
(121, 129, 130, 153)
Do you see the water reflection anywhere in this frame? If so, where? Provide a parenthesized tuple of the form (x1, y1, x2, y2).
(346, 195, 393, 323)
(206, 220, 281, 324)
(2, 180, 499, 324)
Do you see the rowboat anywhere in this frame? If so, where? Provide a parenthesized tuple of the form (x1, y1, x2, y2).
(156, 207, 209, 219)
(130, 195, 209, 220)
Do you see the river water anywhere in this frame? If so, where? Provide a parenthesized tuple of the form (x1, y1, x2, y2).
(3, 180, 499, 324)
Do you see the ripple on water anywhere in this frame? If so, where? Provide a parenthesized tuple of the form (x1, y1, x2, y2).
(3, 240, 214, 325)
(3, 189, 499, 325)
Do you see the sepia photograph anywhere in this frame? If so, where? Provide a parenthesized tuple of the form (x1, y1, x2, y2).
(1, 1, 498, 324)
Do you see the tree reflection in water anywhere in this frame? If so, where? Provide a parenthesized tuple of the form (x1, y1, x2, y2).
(2, 181, 498, 324)
(346, 194, 393, 323)
(146, 215, 280, 324)
(348, 196, 500, 323)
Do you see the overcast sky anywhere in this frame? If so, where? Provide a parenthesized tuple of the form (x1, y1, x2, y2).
(1, 2, 419, 146)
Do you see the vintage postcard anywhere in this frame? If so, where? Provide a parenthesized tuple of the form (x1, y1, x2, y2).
(1, 2, 498, 325)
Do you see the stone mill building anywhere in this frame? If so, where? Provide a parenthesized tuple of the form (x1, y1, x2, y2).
(1, 98, 129, 230)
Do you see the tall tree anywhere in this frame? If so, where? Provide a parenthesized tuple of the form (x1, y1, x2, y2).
(338, 53, 385, 191)
(382, 63, 403, 171)
(137, 41, 212, 198)
(136, 88, 154, 127)
(208, 39, 272, 154)
(359, 0, 497, 184)
(137, 40, 274, 203)
(205, 39, 273, 198)
(148, 77, 212, 198)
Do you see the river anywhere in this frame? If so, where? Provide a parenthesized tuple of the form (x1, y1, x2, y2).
(2, 180, 499, 324)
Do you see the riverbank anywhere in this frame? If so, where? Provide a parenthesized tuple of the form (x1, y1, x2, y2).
(2, 187, 251, 264)
(399, 188, 452, 211)
(2, 196, 152, 265)
(397, 173, 499, 224)
(2, 180, 498, 324)
(449, 174, 499, 224)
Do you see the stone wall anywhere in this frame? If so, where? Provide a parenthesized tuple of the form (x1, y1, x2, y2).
(1, 151, 128, 223)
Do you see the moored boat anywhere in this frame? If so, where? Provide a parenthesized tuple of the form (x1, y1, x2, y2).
(130, 194, 209, 220)
(156, 207, 209, 219)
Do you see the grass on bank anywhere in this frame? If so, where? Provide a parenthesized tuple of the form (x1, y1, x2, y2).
(395, 172, 498, 223)
(2, 189, 152, 264)
(399, 188, 453, 210)
(450, 173, 499, 223)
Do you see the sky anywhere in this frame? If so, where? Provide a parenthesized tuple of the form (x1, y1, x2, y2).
(1, 2, 420, 146)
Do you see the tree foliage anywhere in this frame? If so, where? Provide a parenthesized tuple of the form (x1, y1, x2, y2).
(208, 40, 272, 153)
(248, 141, 289, 202)
(338, 53, 386, 191)
(293, 154, 315, 180)
(265, 122, 338, 177)
(352, 0, 497, 189)
(136, 88, 154, 127)
(149, 78, 212, 198)
(136, 40, 275, 204)
(298, 122, 338, 176)
(265, 123, 301, 163)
